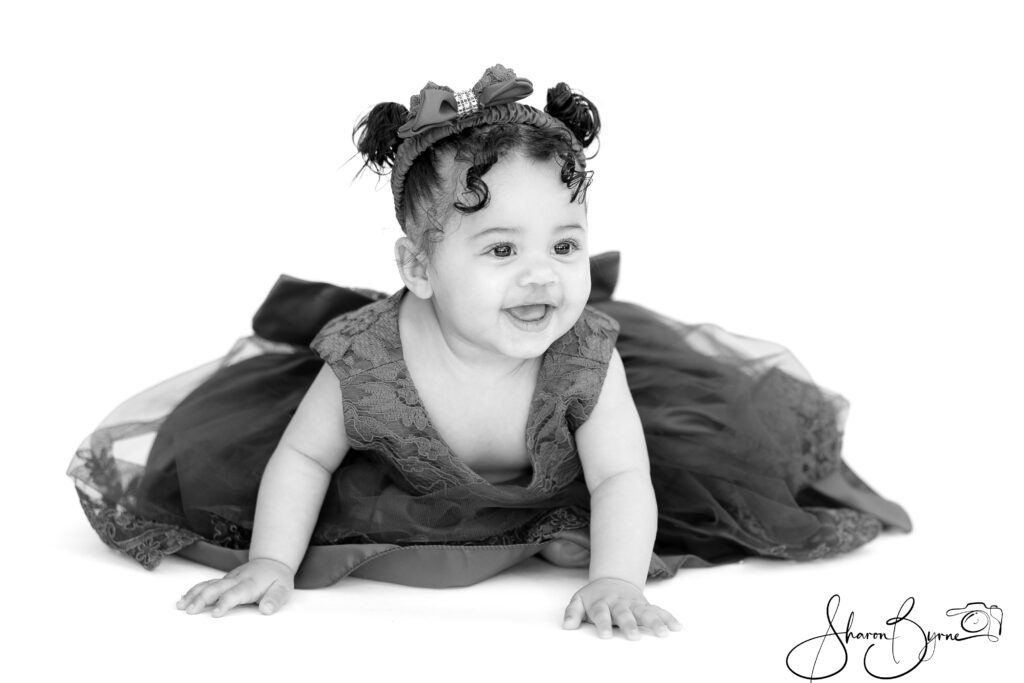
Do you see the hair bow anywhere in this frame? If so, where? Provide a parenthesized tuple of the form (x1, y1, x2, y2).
(397, 64, 534, 139)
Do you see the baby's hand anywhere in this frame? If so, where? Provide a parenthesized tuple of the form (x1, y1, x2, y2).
(562, 577, 682, 640)
(176, 557, 295, 617)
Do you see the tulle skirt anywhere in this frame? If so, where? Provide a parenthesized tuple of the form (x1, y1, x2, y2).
(67, 253, 911, 588)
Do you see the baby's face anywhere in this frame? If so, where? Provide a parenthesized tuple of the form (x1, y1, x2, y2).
(422, 152, 591, 361)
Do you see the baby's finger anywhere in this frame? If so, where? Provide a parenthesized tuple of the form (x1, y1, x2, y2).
(258, 581, 289, 615)
(648, 605, 683, 631)
(636, 606, 672, 637)
(177, 579, 218, 610)
(612, 603, 641, 641)
(589, 601, 614, 639)
(562, 594, 585, 630)
(210, 579, 260, 617)
(184, 578, 240, 614)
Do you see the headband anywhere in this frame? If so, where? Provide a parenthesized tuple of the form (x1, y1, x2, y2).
(389, 64, 580, 229)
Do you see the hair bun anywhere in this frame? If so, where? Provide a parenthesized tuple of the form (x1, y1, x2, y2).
(353, 102, 410, 174)
(545, 83, 600, 148)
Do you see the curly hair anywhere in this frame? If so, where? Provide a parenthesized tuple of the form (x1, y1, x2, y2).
(353, 82, 601, 252)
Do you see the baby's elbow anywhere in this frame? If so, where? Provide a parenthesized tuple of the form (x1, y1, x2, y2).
(289, 442, 344, 477)
(590, 465, 655, 499)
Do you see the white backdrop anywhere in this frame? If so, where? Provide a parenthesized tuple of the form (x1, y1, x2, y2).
(2, 1, 1020, 681)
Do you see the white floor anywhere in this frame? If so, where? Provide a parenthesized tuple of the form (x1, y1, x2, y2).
(4, 3, 1021, 681)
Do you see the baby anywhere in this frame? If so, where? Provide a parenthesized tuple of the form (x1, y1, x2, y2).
(175, 65, 681, 639)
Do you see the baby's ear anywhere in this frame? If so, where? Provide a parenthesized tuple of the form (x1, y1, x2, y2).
(394, 236, 433, 299)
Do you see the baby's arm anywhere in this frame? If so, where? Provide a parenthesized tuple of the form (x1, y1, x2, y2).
(177, 363, 349, 616)
(565, 349, 681, 639)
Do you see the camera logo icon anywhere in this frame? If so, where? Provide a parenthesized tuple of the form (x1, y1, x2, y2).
(945, 602, 1003, 642)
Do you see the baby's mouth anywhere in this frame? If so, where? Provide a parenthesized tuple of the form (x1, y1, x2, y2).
(506, 304, 550, 322)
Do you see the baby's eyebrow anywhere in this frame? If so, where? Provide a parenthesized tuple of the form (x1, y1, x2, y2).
(473, 226, 519, 240)
(472, 224, 585, 240)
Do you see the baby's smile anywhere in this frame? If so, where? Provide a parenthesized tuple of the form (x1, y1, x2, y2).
(504, 303, 555, 330)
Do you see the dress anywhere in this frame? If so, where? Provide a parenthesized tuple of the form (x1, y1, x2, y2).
(67, 252, 911, 588)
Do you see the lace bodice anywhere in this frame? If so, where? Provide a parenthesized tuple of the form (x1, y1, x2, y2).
(309, 290, 620, 501)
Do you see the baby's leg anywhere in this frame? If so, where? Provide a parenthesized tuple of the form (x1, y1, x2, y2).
(538, 538, 590, 568)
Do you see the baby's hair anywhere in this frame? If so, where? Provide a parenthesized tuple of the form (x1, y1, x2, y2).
(353, 82, 601, 252)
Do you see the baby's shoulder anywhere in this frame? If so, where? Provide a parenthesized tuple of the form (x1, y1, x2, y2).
(309, 291, 402, 377)
(549, 306, 620, 365)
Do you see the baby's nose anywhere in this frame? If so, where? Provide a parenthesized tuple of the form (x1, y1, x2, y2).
(517, 256, 557, 287)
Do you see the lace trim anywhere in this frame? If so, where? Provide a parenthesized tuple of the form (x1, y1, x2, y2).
(709, 480, 882, 562)
(76, 489, 200, 569)
(753, 367, 849, 491)
(788, 508, 883, 560)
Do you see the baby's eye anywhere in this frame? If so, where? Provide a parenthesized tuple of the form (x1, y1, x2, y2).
(553, 240, 580, 256)
(489, 243, 515, 258)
